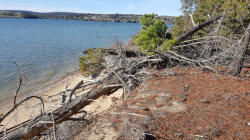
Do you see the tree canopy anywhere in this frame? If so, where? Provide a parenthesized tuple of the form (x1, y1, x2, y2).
(171, 0, 250, 39)
(134, 14, 173, 52)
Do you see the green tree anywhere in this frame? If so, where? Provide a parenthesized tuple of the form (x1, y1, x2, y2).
(135, 14, 168, 52)
(139, 14, 156, 29)
(171, 0, 249, 39)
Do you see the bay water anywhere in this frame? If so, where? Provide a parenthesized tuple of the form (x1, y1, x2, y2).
(0, 18, 140, 101)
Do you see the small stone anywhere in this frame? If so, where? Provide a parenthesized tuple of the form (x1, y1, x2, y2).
(225, 94, 235, 100)
(111, 97, 118, 102)
(167, 71, 176, 76)
(246, 122, 250, 126)
(199, 99, 210, 104)
(144, 108, 150, 111)
(175, 132, 184, 138)
(158, 70, 176, 77)
(184, 84, 190, 92)
(211, 129, 223, 137)
(178, 93, 188, 102)
(243, 92, 250, 97)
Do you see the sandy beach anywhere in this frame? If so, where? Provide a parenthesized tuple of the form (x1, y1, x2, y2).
(0, 72, 123, 131)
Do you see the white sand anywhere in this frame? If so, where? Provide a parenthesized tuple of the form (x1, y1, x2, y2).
(0, 73, 123, 131)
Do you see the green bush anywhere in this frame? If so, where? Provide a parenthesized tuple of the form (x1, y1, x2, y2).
(78, 48, 106, 77)
(161, 38, 178, 51)
(171, 0, 250, 39)
(134, 14, 170, 53)
(170, 16, 185, 38)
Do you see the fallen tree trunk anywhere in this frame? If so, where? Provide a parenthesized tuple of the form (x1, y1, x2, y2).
(177, 15, 223, 43)
(1, 81, 122, 140)
(231, 23, 250, 76)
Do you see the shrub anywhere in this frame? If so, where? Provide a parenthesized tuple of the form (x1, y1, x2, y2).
(161, 38, 178, 51)
(78, 48, 106, 77)
(134, 14, 169, 53)
(171, 0, 250, 39)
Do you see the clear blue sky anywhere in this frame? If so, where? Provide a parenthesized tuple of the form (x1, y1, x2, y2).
(0, 0, 182, 16)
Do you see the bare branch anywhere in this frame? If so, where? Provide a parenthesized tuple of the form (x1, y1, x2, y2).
(13, 62, 24, 106)
(69, 81, 83, 102)
(0, 96, 44, 124)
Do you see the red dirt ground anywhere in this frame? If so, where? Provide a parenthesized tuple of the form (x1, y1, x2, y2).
(108, 67, 250, 140)
(73, 67, 249, 140)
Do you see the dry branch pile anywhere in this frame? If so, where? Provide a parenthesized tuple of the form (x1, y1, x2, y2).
(0, 15, 249, 140)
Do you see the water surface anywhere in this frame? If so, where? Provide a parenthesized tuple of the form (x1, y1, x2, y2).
(0, 18, 141, 100)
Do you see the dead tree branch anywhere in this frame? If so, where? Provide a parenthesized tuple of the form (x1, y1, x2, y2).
(0, 96, 44, 124)
(1, 83, 122, 140)
(177, 15, 223, 43)
(231, 23, 250, 76)
(13, 62, 24, 106)
(69, 81, 83, 102)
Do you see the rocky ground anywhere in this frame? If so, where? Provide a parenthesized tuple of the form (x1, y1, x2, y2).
(44, 67, 249, 140)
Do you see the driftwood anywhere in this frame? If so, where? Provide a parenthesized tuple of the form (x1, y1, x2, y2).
(69, 81, 83, 102)
(1, 81, 122, 140)
(177, 15, 223, 43)
(231, 23, 250, 76)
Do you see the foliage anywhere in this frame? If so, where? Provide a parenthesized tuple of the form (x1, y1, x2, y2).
(170, 16, 185, 37)
(22, 13, 39, 19)
(139, 14, 156, 29)
(221, 0, 249, 38)
(78, 48, 106, 77)
(171, 0, 250, 39)
(162, 38, 178, 51)
(134, 14, 171, 53)
(193, 0, 249, 38)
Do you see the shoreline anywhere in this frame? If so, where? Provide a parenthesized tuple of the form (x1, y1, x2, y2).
(0, 72, 85, 129)
(0, 69, 123, 130)
(0, 71, 80, 112)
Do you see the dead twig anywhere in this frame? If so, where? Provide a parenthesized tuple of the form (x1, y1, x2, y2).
(69, 81, 83, 102)
(49, 111, 57, 140)
(0, 96, 44, 124)
(13, 62, 24, 106)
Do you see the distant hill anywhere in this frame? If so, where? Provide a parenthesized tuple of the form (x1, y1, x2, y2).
(0, 10, 175, 24)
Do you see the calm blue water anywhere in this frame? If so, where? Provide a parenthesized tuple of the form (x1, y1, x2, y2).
(0, 18, 141, 100)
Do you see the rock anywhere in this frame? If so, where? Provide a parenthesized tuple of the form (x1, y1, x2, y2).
(242, 92, 250, 97)
(225, 94, 235, 100)
(246, 122, 250, 126)
(177, 93, 188, 102)
(167, 71, 176, 76)
(184, 84, 190, 92)
(211, 129, 223, 137)
(199, 99, 210, 104)
(156, 70, 176, 77)
(144, 133, 156, 140)
(175, 132, 184, 138)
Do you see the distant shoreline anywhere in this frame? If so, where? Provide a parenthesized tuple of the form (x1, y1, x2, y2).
(0, 10, 176, 24)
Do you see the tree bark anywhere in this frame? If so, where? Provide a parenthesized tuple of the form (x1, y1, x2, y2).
(177, 15, 223, 43)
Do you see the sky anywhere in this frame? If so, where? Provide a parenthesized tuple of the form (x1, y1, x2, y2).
(0, 0, 182, 16)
